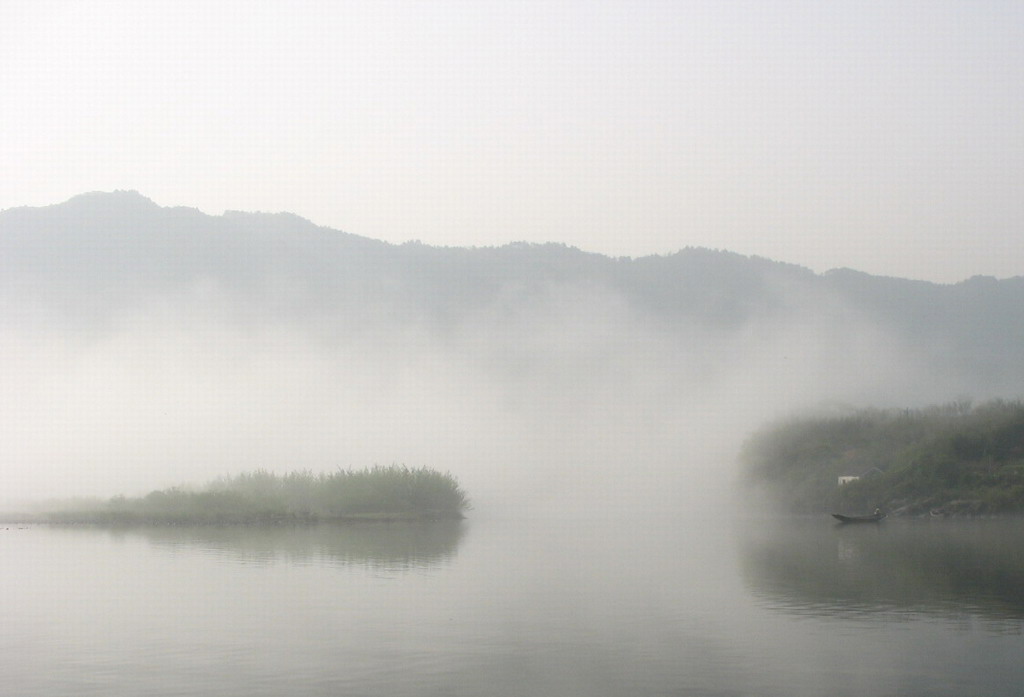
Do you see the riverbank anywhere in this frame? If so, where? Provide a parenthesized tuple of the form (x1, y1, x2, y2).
(739, 399, 1024, 515)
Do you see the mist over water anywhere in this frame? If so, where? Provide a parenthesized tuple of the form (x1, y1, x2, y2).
(5, 195, 1024, 696)
(2, 194, 1020, 517)
(6, 515, 1024, 696)
(0, 276, 962, 516)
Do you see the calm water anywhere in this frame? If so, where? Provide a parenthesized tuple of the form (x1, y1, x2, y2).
(2, 515, 1024, 696)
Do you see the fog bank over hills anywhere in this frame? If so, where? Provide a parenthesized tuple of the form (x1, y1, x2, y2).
(2, 192, 1022, 514)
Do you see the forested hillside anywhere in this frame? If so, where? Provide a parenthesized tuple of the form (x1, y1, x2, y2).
(3, 192, 1023, 351)
(740, 400, 1024, 515)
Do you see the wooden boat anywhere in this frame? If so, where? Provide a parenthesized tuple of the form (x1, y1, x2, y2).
(832, 512, 886, 523)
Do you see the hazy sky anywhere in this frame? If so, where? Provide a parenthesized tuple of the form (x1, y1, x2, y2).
(3, 0, 1022, 283)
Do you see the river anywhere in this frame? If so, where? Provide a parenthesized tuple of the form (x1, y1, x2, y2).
(2, 514, 1023, 696)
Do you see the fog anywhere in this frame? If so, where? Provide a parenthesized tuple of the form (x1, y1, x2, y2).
(4, 193, 1021, 517)
(1, 253, 979, 519)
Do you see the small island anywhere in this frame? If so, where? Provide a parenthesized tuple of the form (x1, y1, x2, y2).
(740, 399, 1024, 516)
(34, 465, 470, 525)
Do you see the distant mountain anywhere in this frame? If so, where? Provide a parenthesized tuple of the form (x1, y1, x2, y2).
(2, 190, 1023, 398)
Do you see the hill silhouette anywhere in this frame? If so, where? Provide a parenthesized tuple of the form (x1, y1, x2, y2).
(3, 190, 1022, 393)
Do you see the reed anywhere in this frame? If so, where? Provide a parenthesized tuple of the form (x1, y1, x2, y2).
(46, 465, 470, 525)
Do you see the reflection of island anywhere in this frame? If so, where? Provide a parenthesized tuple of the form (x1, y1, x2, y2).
(109, 521, 466, 571)
(738, 519, 1024, 623)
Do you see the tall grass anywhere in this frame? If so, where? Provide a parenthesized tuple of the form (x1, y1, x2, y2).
(46, 465, 470, 525)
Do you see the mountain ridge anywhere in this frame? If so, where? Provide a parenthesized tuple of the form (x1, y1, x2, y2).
(3, 191, 1023, 402)
(6, 190, 1019, 286)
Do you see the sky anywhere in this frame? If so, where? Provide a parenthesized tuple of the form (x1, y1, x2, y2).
(2, 0, 1023, 283)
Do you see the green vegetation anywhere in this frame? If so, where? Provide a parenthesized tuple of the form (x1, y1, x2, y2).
(44, 466, 470, 525)
(740, 399, 1024, 515)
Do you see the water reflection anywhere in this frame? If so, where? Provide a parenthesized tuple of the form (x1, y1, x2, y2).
(96, 520, 466, 571)
(738, 518, 1024, 626)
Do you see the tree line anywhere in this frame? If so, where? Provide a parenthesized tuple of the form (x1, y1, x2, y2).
(740, 400, 1024, 515)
